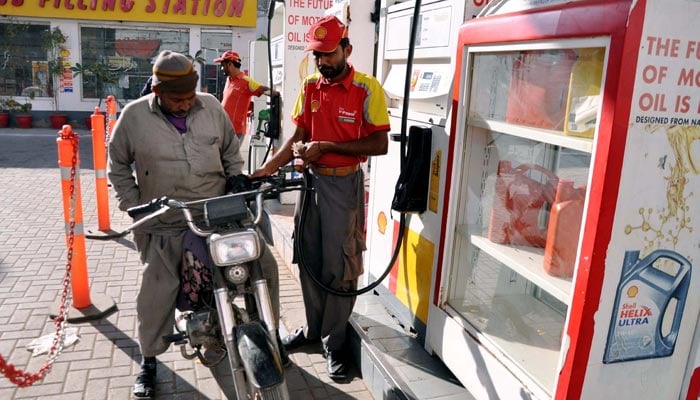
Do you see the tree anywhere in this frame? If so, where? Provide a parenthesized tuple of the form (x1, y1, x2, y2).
(41, 26, 68, 111)
(70, 61, 121, 107)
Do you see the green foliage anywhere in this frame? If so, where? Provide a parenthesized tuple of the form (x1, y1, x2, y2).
(183, 50, 206, 67)
(3, 17, 30, 40)
(2, 98, 32, 114)
(0, 21, 68, 109)
(42, 27, 68, 78)
(70, 62, 119, 84)
(0, 19, 33, 87)
(70, 62, 122, 106)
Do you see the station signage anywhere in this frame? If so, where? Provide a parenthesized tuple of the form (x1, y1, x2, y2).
(0, 0, 256, 27)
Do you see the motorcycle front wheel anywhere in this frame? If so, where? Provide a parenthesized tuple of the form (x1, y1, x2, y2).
(255, 385, 289, 400)
(237, 322, 289, 400)
(206, 342, 289, 400)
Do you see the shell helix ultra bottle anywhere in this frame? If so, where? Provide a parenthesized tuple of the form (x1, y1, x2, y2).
(603, 250, 691, 363)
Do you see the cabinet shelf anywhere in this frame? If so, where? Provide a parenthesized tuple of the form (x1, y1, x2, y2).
(450, 293, 563, 393)
(469, 117, 593, 154)
(467, 232, 573, 304)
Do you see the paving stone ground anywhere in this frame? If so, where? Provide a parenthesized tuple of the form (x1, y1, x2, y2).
(0, 128, 374, 399)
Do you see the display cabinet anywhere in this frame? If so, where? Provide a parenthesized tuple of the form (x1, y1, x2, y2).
(444, 39, 606, 393)
(427, 1, 700, 399)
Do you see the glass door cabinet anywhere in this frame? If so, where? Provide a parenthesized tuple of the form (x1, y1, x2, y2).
(444, 39, 607, 393)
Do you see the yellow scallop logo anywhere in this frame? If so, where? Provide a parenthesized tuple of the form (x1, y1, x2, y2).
(626, 285, 638, 298)
(377, 211, 387, 234)
(311, 100, 321, 112)
(314, 26, 327, 40)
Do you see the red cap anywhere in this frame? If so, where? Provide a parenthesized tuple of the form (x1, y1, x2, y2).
(304, 15, 348, 53)
(214, 50, 241, 63)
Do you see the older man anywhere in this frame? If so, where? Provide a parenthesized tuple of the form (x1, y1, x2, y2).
(108, 50, 283, 398)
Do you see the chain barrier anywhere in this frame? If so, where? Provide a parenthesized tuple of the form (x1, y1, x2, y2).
(0, 133, 78, 387)
(105, 96, 116, 150)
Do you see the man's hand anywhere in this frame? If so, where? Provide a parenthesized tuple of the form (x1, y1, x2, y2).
(250, 164, 276, 179)
(292, 141, 323, 165)
(225, 174, 252, 193)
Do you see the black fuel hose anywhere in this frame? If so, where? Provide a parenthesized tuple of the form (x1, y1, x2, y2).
(294, 169, 406, 297)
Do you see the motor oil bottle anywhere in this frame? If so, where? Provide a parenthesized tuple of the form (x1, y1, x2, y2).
(543, 179, 586, 278)
(563, 47, 605, 138)
(603, 249, 691, 363)
(487, 161, 557, 247)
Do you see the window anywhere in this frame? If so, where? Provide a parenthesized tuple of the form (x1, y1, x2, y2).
(200, 30, 232, 99)
(0, 22, 52, 98)
(78, 26, 189, 101)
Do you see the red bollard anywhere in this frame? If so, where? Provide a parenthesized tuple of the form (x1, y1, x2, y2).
(90, 108, 110, 231)
(56, 125, 92, 309)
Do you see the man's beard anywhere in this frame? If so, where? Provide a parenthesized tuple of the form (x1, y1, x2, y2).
(158, 99, 187, 118)
(319, 58, 346, 80)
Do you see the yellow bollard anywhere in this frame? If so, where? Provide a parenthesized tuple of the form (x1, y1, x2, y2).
(91, 108, 110, 231)
(56, 125, 91, 309)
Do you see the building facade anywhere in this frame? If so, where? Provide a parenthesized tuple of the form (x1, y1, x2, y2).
(0, 1, 264, 125)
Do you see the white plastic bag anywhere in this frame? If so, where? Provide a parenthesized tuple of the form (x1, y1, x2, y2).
(26, 327, 80, 356)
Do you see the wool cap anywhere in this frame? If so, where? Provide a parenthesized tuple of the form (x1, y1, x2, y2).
(304, 15, 348, 53)
(151, 50, 198, 93)
(214, 50, 241, 63)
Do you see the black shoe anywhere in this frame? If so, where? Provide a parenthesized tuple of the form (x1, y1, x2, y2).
(281, 327, 318, 350)
(133, 360, 157, 398)
(325, 349, 349, 381)
(276, 331, 291, 367)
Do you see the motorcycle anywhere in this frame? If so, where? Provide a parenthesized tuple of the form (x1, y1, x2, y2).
(93, 166, 304, 399)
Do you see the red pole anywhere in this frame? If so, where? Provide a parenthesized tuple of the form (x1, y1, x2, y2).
(57, 125, 92, 309)
(90, 108, 110, 231)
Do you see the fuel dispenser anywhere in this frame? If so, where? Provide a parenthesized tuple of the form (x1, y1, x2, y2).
(365, 0, 483, 341)
(247, 39, 276, 172)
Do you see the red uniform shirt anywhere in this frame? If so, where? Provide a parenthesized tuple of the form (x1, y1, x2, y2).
(221, 73, 264, 135)
(291, 65, 390, 167)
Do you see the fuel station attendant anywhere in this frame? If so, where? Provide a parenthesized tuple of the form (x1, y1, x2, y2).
(251, 15, 390, 381)
(215, 50, 274, 137)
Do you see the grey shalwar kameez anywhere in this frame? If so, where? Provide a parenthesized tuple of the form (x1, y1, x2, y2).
(294, 169, 366, 352)
(108, 93, 280, 357)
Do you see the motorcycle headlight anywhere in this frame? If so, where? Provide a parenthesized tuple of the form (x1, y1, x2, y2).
(208, 230, 260, 266)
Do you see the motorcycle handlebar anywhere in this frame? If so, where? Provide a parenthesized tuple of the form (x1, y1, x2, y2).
(86, 167, 307, 240)
(127, 196, 168, 219)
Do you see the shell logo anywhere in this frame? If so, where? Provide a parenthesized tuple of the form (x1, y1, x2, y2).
(377, 211, 387, 234)
(314, 26, 328, 40)
(311, 100, 321, 112)
(626, 285, 639, 298)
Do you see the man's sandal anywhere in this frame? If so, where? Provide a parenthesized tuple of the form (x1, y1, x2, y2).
(133, 362, 157, 398)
